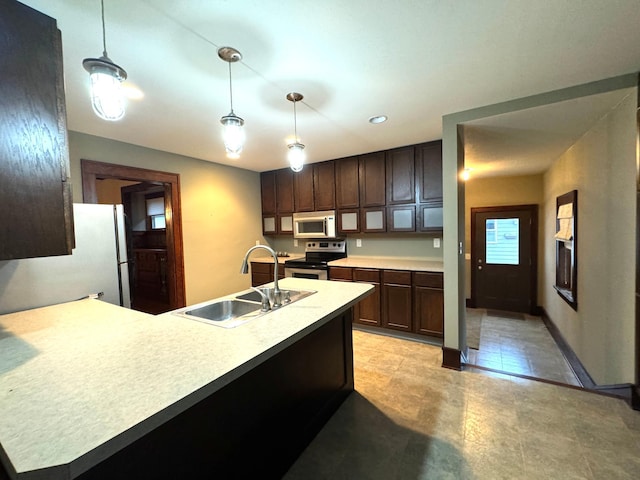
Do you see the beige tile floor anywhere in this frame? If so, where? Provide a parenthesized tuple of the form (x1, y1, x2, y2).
(466, 309, 581, 386)
(284, 329, 640, 480)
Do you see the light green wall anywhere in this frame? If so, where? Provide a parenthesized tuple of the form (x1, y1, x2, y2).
(68, 131, 265, 306)
(542, 91, 637, 384)
(464, 174, 544, 299)
(271, 234, 444, 260)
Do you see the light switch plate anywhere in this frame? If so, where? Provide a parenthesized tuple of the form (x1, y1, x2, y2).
(356, 239, 362, 247)
(433, 238, 441, 248)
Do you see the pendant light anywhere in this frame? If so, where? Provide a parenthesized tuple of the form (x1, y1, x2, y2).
(82, 0, 127, 121)
(286, 92, 305, 172)
(218, 47, 245, 159)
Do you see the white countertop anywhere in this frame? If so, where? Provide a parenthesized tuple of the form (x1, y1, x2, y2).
(0, 278, 372, 480)
(249, 254, 304, 265)
(328, 256, 444, 272)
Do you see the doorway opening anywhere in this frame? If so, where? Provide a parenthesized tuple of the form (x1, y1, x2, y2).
(81, 159, 186, 313)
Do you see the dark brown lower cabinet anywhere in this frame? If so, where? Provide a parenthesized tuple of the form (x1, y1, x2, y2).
(382, 270, 412, 331)
(330, 266, 443, 338)
(250, 261, 284, 287)
(413, 272, 444, 337)
(353, 268, 381, 326)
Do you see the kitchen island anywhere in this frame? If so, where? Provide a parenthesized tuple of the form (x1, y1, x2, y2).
(0, 278, 373, 480)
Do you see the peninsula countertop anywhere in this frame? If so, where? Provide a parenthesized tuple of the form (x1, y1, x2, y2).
(328, 256, 444, 272)
(0, 278, 372, 480)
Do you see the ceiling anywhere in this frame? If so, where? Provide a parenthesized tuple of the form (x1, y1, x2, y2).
(20, 0, 640, 174)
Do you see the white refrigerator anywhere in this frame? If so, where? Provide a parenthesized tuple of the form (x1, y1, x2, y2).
(0, 203, 131, 314)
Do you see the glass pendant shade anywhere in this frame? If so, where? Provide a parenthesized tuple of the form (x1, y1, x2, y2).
(83, 57, 127, 121)
(288, 142, 305, 172)
(220, 112, 245, 157)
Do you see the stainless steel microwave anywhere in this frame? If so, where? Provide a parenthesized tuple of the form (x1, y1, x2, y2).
(293, 210, 337, 239)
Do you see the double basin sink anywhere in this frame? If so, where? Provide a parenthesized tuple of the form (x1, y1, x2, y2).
(173, 287, 316, 328)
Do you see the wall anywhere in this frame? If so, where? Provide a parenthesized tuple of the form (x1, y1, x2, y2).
(68, 131, 265, 306)
(542, 92, 637, 385)
(464, 174, 544, 298)
(271, 234, 444, 260)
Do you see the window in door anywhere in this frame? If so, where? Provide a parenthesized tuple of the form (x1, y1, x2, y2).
(485, 218, 519, 265)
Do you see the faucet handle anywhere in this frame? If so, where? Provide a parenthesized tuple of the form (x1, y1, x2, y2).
(251, 287, 271, 312)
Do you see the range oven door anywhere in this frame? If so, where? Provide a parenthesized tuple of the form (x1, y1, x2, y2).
(284, 267, 328, 280)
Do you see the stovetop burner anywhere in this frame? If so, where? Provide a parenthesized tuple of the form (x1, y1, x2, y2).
(284, 240, 346, 268)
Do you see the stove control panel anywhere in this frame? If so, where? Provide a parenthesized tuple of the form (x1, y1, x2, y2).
(305, 240, 346, 253)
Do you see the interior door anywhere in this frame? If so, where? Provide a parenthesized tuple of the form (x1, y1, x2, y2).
(471, 205, 538, 313)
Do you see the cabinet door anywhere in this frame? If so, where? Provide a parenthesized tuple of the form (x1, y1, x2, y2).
(275, 168, 294, 213)
(382, 270, 412, 331)
(387, 205, 416, 232)
(359, 152, 386, 207)
(0, 1, 73, 260)
(293, 167, 314, 212)
(278, 214, 293, 235)
(260, 172, 277, 215)
(338, 209, 360, 234)
(262, 215, 277, 235)
(313, 161, 335, 211)
(386, 146, 415, 205)
(417, 204, 443, 233)
(413, 286, 444, 337)
(353, 268, 381, 326)
(335, 156, 359, 209)
(361, 207, 386, 233)
(413, 272, 444, 337)
(416, 141, 443, 204)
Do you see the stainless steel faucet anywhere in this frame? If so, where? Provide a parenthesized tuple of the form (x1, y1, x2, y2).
(240, 245, 282, 308)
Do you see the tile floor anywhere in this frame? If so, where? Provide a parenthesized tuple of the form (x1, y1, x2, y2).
(465, 309, 581, 386)
(283, 329, 640, 480)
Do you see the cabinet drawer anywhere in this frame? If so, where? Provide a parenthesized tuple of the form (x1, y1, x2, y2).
(250, 262, 272, 274)
(353, 268, 380, 283)
(413, 271, 443, 289)
(383, 270, 411, 285)
(329, 266, 353, 281)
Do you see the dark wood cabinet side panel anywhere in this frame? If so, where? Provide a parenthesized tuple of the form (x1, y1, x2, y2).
(359, 152, 386, 207)
(0, 1, 73, 260)
(313, 161, 336, 210)
(386, 146, 415, 205)
(260, 171, 277, 215)
(335, 156, 360, 209)
(294, 167, 315, 212)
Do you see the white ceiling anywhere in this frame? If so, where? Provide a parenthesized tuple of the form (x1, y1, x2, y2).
(20, 0, 640, 173)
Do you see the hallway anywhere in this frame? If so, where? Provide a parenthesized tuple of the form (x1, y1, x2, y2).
(465, 308, 581, 386)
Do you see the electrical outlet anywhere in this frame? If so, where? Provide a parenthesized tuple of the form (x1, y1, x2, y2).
(433, 238, 441, 248)
(293, 239, 298, 247)
(255, 240, 260, 246)
(356, 239, 362, 247)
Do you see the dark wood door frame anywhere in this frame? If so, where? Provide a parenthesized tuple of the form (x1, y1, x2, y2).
(470, 204, 538, 315)
(81, 159, 186, 310)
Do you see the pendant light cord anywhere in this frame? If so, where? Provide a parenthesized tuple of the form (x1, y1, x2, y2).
(293, 100, 298, 142)
(228, 61, 235, 113)
(100, 0, 108, 57)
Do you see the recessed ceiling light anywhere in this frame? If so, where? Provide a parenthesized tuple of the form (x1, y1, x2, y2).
(368, 115, 388, 124)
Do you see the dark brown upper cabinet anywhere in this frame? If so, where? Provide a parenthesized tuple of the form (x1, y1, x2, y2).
(275, 168, 294, 213)
(260, 171, 277, 215)
(335, 156, 360, 209)
(416, 140, 443, 205)
(0, 0, 74, 260)
(359, 152, 386, 207)
(386, 146, 416, 205)
(312, 161, 336, 211)
(293, 167, 314, 212)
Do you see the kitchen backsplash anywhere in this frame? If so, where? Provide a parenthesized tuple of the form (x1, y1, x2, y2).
(269, 235, 443, 260)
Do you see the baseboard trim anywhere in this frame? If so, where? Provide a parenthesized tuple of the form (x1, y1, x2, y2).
(541, 307, 638, 410)
(442, 347, 462, 370)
